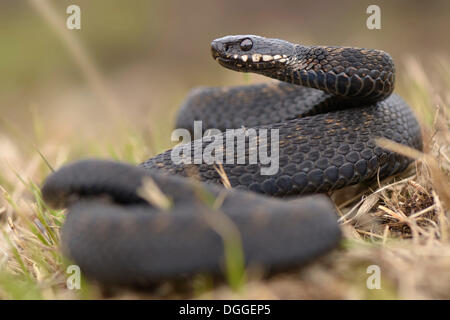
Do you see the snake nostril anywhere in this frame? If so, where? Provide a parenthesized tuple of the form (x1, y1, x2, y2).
(211, 40, 222, 53)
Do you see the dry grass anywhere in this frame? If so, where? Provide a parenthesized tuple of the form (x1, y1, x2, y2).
(0, 56, 448, 300)
(196, 67, 450, 299)
(0, 2, 448, 300)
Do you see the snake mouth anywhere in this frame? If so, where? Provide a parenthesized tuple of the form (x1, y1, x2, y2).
(211, 41, 284, 72)
(211, 35, 296, 75)
(214, 54, 285, 72)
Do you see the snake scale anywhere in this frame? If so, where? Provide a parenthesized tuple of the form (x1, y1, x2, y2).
(41, 35, 422, 286)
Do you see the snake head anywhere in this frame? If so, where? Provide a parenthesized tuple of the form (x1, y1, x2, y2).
(211, 35, 296, 73)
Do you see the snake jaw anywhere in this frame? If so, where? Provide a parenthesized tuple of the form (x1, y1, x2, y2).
(42, 34, 423, 285)
(215, 56, 285, 73)
(211, 35, 295, 73)
(214, 51, 292, 73)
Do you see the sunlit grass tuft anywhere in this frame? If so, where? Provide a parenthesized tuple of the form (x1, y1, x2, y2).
(0, 50, 449, 299)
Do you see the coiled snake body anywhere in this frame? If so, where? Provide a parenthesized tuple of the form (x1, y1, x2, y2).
(42, 35, 422, 285)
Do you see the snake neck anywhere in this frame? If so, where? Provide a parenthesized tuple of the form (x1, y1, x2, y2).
(266, 45, 395, 102)
(211, 35, 395, 102)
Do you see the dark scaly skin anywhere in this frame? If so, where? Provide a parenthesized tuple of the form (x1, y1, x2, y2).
(144, 94, 421, 196)
(145, 35, 421, 196)
(42, 160, 340, 285)
(175, 35, 396, 135)
(176, 83, 358, 133)
(41, 35, 422, 286)
(210, 35, 394, 101)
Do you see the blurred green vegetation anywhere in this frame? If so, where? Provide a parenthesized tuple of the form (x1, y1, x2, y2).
(0, 1, 157, 92)
(0, 0, 448, 300)
(0, 0, 448, 170)
(0, 0, 449, 95)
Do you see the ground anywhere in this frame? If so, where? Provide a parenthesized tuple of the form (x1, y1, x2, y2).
(0, 0, 449, 300)
(0, 55, 448, 299)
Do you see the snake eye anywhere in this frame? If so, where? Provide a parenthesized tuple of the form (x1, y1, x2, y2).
(240, 38, 253, 51)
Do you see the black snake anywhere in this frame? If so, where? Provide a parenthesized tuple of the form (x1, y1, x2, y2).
(41, 35, 422, 286)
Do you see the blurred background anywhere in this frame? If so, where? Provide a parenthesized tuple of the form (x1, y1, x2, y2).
(0, 0, 449, 299)
(0, 0, 449, 169)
